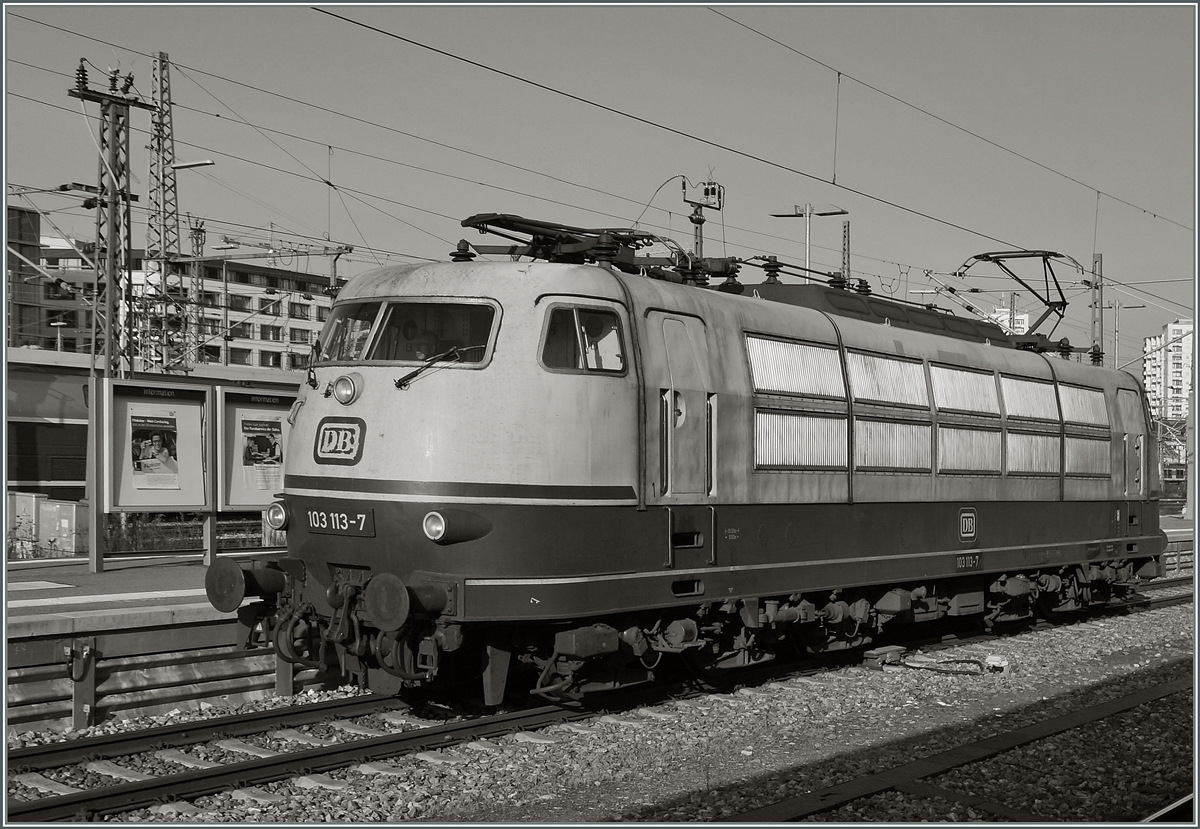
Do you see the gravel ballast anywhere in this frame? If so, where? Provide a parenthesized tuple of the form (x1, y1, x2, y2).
(8, 603, 1193, 823)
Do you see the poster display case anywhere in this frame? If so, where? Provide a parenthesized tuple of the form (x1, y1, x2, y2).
(104, 379, 212, 511)
(216, 387, 296, 510)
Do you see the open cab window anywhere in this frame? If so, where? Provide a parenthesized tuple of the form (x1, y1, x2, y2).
(541, 306, 626, 373)
(318, 301, 496, 363)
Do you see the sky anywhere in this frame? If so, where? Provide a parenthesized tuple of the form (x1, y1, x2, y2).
(4, 3, 1196, 372)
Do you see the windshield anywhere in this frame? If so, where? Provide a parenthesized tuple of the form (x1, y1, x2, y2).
(318, 301, 495, 363)
(318, 302, 380, 361)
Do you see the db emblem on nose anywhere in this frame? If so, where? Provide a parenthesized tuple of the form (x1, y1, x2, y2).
(959, 507, 978, 543)
(314, 417, 366, 465)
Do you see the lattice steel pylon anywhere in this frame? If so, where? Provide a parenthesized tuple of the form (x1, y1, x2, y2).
(145, 51, 188, 372)
(69, 62, 154, 378)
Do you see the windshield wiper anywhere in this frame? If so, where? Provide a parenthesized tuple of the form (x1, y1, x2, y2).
(394, 345, 485, 390)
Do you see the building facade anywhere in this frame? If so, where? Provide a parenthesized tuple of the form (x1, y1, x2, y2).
(7, 205, 334, 371)
(6, 205, 93, 352)
(1143, 318, 1193, 421)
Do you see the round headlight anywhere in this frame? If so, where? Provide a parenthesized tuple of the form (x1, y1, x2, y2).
(422, 511, 446, 542)
(332, 373, 361, 405)
(265, 501, 289, 530)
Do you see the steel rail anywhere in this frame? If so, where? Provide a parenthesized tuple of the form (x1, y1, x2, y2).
(7, 703, 582, 822)
(7, 693, 406, 772)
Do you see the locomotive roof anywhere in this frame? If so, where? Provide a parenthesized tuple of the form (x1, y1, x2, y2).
(451, 212, 1032, 349)
(338, 257, 1138, 389)
(341, 259, 1019, 346)
(744, 281, 1015, 347)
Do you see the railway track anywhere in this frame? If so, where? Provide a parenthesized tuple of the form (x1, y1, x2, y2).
(8, 579, 1191, 822)
(6, 696, 591, 822)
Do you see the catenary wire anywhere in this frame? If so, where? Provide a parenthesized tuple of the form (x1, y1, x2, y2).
(6, 18, 1188, 325)
(708, 8, 1193, 234)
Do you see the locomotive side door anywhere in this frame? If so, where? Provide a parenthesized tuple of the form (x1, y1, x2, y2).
(649, 312, 712, 496)
(1116, 388, 1147, 499)
(646, 312, 716, 569)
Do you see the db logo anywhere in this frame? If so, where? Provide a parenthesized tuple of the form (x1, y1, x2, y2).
(958, 507, 978, 544)
(314, 417, 366, 465)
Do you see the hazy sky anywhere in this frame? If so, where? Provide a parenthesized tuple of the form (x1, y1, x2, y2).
(4, 4, 1195, 367)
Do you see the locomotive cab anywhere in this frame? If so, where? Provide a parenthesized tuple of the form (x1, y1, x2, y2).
(238, 258, 645, 702)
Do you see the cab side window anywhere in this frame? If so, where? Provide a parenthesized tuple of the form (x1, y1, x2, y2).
(541, 307, 625, 373)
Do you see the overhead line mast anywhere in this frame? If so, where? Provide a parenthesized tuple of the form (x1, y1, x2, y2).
(68, 59, 155, 378)
(145, 51, 192, 372)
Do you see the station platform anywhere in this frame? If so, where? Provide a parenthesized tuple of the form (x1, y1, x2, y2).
(4, 517, 1194, 638)
(5, 551, 275, 639)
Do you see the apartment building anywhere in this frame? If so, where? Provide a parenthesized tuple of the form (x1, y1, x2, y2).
(1143, 318, 1193, 420)
(7, 205, 333, 370)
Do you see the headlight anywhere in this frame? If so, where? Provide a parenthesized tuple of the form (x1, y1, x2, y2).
(265, 501, 289, 530)
(332, 373, 362, 405)
(422, 511, 447, 542)
(421, 508, 492, 545)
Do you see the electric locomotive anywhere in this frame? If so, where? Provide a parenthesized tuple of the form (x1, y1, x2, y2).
(206, 214, 1166, 705)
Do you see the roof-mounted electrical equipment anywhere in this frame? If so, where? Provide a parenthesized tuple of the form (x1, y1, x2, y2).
(458, 213, 741, 288)
(955, 250, 1092, 358)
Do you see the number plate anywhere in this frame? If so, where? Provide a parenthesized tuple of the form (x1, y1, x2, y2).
(955, 553, 981, 572)
(304, 508, 376, 537)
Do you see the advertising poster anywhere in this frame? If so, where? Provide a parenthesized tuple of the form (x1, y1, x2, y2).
(217, 388, 295, 511)
(130, 410, 180, 490)
(241, 416, 284, 491)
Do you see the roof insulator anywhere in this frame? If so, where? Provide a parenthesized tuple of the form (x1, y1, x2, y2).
(855, 279, 872, 295)
(761, 255, 782, 284)
(450, 240, 476, 262)
(591, 232, 618, 264)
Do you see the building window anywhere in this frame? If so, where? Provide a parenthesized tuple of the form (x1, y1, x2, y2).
(290, 351, 310, 369)
(201, 345, 221, 363)
(228, 348, 251, 365)
(261, 324, 281, 342)
(289, 302, 310, 320)
(290, 327, 312, 344)
(259, 351, 282, 368)
(201, 318, 221, 336)
(229, 295, 252, 312)
(316, 305, 329, 322)
(202, 292, 221, 308)
(259, 298, 280, 315)
(229, 321, 252, 339)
